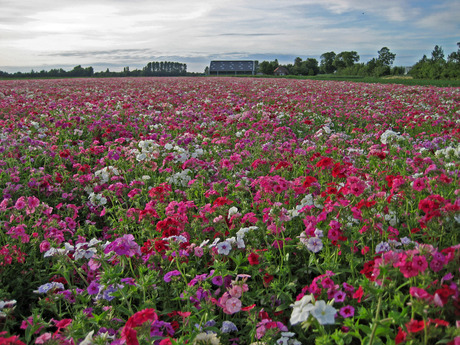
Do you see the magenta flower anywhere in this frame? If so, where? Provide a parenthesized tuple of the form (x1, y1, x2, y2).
(339, 305, 355, 318)
(104, 234, 141, 257)
(412, 255, 428, 272)
(211, 275, 223, 286)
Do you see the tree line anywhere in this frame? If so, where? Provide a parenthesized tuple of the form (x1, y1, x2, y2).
(257, 44, 460, 79)
(0, 61, 189, 79)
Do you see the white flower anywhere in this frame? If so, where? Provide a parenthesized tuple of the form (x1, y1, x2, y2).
(216, 241, 232, 255)
(290, 294, 315, 325)
(310, 300, 336, 325)
(136, 153, 147, 161)
(236, 237, 245, 249)
(380, 129, 401, 145)
(228, 206, 239, 218)
(79, 331, 95, 345)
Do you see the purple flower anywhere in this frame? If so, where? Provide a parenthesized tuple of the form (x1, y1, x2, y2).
(164, 270, 181, 282)
(339, 305, 355, 318)
(102, 285, 118, 301)
(211, 275, 223, 286)
(104, 234, 141, 257)
(121, 278, 136, 286)
(87, 281, 101, 295)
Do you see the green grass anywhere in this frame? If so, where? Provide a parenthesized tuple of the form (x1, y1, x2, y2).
(226, 74, 460, 87)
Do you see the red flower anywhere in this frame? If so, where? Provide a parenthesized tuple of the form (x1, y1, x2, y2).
(316, 157, 334, 169)
(154, 240, 169, 254)
(241, 304, 256, 312)
(248, 253, 260, 265)
(127, 308, 158, 329)
(428, 318, 449, 327)
(418, 198, 435, 213)
(54, 318, 72, 330)
(213, 197, 233, 206)
(263, 273, 274, 287)
(0, 332, 26, 345)
(395, 327, 407, 344)
(275, 161, 292, 170)
(405, 319, 425, 333)
(122, 326, 139, 345)
(303, 176, 317, 188)
(59, 149, 71, 158)
(434, 286, 455, 306)
(332, 163, 348, 178)
(352, 286, 364, 303)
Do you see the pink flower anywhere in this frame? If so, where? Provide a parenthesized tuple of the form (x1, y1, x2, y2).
(412, 178, 426, 191)
(339, 305, 355, 318)
(409, 287, 432, 302)
(35, 332, 52, 344)
(14, 197, 26, 210)
(399, 261, 419, 278)
(225, 297, 242, 314)
(412, 255, 428, 272)
(229, 285, 243, 298)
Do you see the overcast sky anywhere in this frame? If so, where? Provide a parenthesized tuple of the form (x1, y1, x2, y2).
(0, 0, 459, 73)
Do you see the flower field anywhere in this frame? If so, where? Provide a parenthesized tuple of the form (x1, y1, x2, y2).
(0, 77, 459, 345)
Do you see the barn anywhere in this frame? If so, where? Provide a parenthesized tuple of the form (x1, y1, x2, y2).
(209, 60, 257, 75)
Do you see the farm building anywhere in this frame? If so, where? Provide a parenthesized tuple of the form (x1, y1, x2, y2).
(274, 66, 289, 76)
(209, 60, 257, 75)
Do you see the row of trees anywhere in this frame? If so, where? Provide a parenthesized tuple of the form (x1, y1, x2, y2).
(257, 44, 460, 79)
(258, 47, 401, 77)
(409, 44, 460, 79)
(0, 61, 188, 79)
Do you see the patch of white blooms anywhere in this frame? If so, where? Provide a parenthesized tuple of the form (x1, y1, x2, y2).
(85, 166, 120, 206)
(380, 129, 404, 145)
(137, 140, 160, 162)
(287, 194, 323, 218)
(276, 332, 302, 345)
(384, 210, 399, 227)
(94, 166, 119, 184)
(166, 169, 192, 187)
(435, 144, 460, 158)
(290, 294, 337, 326)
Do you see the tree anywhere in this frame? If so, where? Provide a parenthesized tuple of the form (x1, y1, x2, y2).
(333, 51, 359, 70)
(293, 57, 303, 75)
(431, 45, 445, 62)
(320, 52, 336, 74)
(377, 47, 396, 66)
(302, 58, 319, 75)
(258, 59, 279, 75)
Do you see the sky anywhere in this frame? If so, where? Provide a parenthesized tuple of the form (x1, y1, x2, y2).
(0, 0, 459, 73)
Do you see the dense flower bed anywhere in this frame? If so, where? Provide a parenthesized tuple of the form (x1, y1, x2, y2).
(0, 77, 459, 345)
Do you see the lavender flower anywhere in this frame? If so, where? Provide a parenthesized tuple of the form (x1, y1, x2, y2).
(221, 320, 238, 333)
(306, 237, 323, 253)
(35, 282, 64, 294)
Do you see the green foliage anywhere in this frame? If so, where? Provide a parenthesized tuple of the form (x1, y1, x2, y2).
(409, 45, 460, 80)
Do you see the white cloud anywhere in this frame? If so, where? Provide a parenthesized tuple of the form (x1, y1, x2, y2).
(0, 0, 458, 72)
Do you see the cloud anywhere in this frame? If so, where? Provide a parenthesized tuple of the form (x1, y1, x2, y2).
(1, 0, 458, 72)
